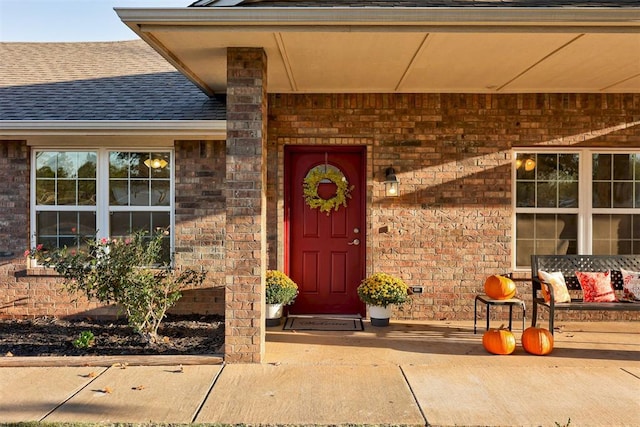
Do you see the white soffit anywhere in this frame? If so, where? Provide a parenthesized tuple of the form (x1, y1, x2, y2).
(116, 7, 640, 95)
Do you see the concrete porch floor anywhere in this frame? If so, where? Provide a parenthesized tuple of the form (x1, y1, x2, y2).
(1, 320, 638, 426)
(263, 319, 640, 426)
(265, 319, 640, 368)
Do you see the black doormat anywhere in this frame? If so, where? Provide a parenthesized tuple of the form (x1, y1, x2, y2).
(283, 316, 364, 331)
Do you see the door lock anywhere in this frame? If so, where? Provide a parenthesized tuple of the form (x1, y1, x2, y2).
(348, 238, 360, 246)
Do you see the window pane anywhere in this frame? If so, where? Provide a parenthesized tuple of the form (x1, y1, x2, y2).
(149, 153, 170, 178)
(130, 153, 150, 178)
(536, 182, 556, 207)
(78, 180, 96, 206)
(558, 154, 579, 180)
(536, 154, 557, 180)
(613, 182, 633, 208)
(36, 179, 55, 205)
(593, 154, 612, 180)
(79, 212, 96, 236)
(516, 182, 535, 207)
(593, 214, 635, 255)
(516, 213, 534, 239)
(558, 181, 578, 208)
(35, 152, 56, 178)
(56, 152, 78, 179)
(593, 182, 611, 208)
(515, 239, 534, 268)
(152, 212, 170, 231)
(130, 180, 149, 206)
(110, 212, 130, 237)
(131, 211, 150, 233)
(37, 211, 58, 235)
(151, 180, 170, 206)
(613, 154, 633, 180)
(110, 180, 128, 205)
(56, 179, 76, 205)
(77, 153, 97, 179)
(516, 153, 536, 180)
(109, 152, 129, 178)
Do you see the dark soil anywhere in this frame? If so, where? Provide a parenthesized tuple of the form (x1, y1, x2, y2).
(0, 315, 224, 357)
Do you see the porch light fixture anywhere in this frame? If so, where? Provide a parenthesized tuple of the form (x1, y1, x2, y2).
(144, 158, 168, 169)
(384, 166, 399, 197)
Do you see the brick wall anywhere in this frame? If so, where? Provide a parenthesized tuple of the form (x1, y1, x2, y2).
(267, 93, 640, 323)
(172, 140, 226, 316)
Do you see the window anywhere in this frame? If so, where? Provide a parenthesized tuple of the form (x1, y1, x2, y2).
(32, 149, 172, 256)
(514, 151, 640, 268)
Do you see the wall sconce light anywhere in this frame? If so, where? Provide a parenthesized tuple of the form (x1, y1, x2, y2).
(384, 166, 399, 197)
(144, 158, 168, 169)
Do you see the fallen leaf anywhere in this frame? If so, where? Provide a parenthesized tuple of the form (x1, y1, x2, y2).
(132, 385, 145, 390)
(102, 387, 113, 394)
(163, 336, 170, 343)
(120, 362, 129, 370)
(84, 371, 97, 378)
(5, 351, 13, 357)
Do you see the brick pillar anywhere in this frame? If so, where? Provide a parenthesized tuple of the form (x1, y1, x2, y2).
(225, 48, 268, 363)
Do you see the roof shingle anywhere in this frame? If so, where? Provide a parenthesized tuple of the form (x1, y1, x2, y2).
(0, 40, 226, 121)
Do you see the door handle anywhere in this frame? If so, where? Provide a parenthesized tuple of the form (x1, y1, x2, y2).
(348, 238, 360, 246)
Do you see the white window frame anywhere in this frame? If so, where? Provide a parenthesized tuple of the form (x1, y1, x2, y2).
(30, 147, 175, 258)
(512, 148, 640, 271)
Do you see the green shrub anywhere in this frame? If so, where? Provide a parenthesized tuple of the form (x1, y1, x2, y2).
(28, 230, 206, 344)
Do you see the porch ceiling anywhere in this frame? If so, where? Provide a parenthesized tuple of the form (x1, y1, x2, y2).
(116, 7, 640, 96)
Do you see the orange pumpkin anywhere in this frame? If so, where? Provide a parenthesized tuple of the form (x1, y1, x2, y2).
(482, 328, 516, 355)
(522, 326, 554, 355)
(484, 275, 517, 300)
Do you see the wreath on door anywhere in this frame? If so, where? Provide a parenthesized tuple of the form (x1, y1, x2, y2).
(303, 165, 354, 214)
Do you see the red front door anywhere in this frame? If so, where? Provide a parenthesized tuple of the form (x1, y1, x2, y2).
(285, 146, 365, 316)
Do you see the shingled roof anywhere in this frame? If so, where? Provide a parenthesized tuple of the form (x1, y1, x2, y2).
(191, 0, 640, 7)
(0, 40, 226, 121)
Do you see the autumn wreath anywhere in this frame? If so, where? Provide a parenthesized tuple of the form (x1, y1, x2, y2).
(303, 167, 354, 214)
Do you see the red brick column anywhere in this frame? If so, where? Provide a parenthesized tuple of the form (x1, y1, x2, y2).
(225, 48, 268, 363)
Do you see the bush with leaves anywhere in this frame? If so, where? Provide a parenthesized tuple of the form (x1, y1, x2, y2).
(27, 230, 207, 344)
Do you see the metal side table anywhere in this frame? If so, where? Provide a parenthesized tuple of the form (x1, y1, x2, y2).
(474, 294, 526, 334)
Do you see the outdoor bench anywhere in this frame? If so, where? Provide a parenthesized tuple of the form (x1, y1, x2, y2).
(531, 254, 640, 333)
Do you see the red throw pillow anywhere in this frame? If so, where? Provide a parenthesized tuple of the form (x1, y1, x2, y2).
(575, 271, 617, 302)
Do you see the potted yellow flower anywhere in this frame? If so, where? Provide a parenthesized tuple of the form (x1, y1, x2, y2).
(265, 270, 299, 326)
(357, 272, 409, 326)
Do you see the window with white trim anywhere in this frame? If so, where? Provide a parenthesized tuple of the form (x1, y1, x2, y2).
(514, 150, 640, 269)
(32, 149, 172, 258)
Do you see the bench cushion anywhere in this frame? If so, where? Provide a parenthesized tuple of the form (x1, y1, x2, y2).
(538, 270, 571, 303)
(620, 268, 640, 301)
(575, 270, 617, 302)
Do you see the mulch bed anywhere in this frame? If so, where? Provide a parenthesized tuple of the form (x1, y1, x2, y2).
(0, 314, 224, 357)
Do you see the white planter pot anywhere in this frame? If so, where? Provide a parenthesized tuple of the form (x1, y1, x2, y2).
(368, 304, 392, 327)
(266, 303, 284, 326)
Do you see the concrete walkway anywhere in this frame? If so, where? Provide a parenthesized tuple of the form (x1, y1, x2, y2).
(1, 320, 639, 426)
